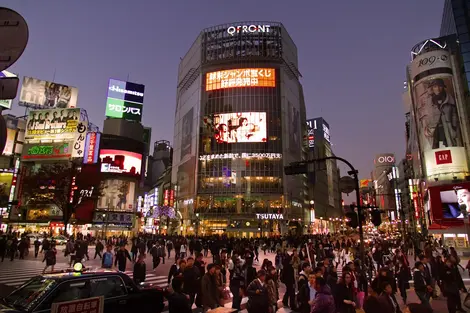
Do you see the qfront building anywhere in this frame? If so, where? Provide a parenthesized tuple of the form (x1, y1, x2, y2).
(172, 22, 307, 237)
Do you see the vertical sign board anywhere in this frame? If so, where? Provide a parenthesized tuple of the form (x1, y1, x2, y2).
(105, 79, 145, 122)
(83, 132, 101, 164)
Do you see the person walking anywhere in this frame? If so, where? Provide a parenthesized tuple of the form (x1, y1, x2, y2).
(114, 245, 132, 272)
(413, 261, 433, 312)
(102, 245, 114, 269)
(0, 236, 6, 262)
(133, 254, 146, 284)
(33, 238, 41, 258)
(246, 270, 270, 313)
(311, 277, 336, 313)
(201, 263, 219, 312)
(183, 257, 201, 307)
(42, 244, 57, 273)
(167, 277, 192, 313)
(442, 257, 466, 313)
(94, 239, 104, 259)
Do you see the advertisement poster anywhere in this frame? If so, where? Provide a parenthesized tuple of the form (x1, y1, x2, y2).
(411, 50, 468, 178)
(177, 157, 195, 197)
(19, 76, 78, 108)
(203, 112, 267, 143)
(97, 179, 135, 211)
(106, 79, 145, 122)
(0, 173, 12, 203)
(100, 149, 142, 176)
(23, 143, 71, 160)
(3, 128, 16, 156)
(288, 102, 300, 154)
(25, 108, 81, 141)
(181, 108, 193, 160)
(105, 97, 143, 122)
(206, 68, 275, 91)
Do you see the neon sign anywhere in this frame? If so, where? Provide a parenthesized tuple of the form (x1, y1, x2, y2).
(227, 25, 271, 36)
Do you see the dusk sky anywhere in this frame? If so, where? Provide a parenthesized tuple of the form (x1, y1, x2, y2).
(3, 0, 444, 180)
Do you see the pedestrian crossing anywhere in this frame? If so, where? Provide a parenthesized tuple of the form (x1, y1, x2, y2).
(0, 260, 168, 287)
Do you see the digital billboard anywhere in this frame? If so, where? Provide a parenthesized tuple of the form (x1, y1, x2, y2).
(97, 179, 135, 211)
(19, 76, 78, 108)
(0, 70, 17, 109)
(203, 112, 267, 143)
(429, 182, 470, 219)
(105, 79, 144, 122)
(206, 68, 275, 91)
(25, 108, 82, 141)
(100, 149, 142, 176)
(410, 50, 468, 179)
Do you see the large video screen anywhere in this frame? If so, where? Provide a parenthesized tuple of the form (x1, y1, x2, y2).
(204, 112, 267, 143)
(440, 186, 470, 219)
(100, 149, 142, 176)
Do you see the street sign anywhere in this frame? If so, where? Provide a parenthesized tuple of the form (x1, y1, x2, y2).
(340, 176, 356, 194)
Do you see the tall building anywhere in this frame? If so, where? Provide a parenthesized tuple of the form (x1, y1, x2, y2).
(305, 117, 341, 220)
(404, 34, 470, 244)
(372, 154, 399, 221)
(172, 22, 307, 237)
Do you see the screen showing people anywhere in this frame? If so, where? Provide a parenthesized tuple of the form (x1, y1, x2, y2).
(440, 187, 470, 218)
(206, 112, 267, 143)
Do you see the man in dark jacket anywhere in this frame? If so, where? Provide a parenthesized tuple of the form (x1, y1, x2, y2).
(168, 277, 192, 313)
(298, 272, 317, 313)
(311, 277, 335, 313)
(246, 270, 269, 313)
(282, 255, 297, 310)
(201, 263, 219, 311)
(442, 258, 466, 313)
(114, 245, 132, 272)
(413, 261, 433, 312)
(183, 257, 201, 307)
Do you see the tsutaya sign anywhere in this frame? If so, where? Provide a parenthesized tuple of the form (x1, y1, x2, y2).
(227, 24, 271, 36)
(256, 213, 284, 220)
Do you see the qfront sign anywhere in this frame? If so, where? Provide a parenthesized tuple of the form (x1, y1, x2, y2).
(105, 79, 145, 122)
(227, 24, 270, 36)
(256, 213, 284, 220)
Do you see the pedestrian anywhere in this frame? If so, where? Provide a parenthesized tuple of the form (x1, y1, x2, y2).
(442, 257, 466, 313)
(34, 238, 41, 258)
(265, 266, 279, 313)
(413, 261, 433, 312)
(246, 269, 270, 313)
(102, 245, 114, 269)
(183, 257, 201, 307)
(9, 238, 17, 261)
(114, 245, 132, 272)
(94, 239, 104, 259)
(364, 285, 389, 313)
(42, 244, 57, 273)
(150, 242, 164, 270)
(379, 282, 401, 313)
(0, 235, 6, 262)
(133, 254, 146, 284)
(201, 263, 219, 312)
(166, 239, 173, 258)
(311, 276, 336, 313)
(335, 272, 356, 313)
(167, 277, 192, 313)
(229, 258, 244, 310)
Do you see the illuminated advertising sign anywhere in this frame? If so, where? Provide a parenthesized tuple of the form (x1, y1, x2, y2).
(374, 153, 395, 166)
(424, 147, 468, 180)
(25, 108, 82, 142)
(19, 76, 78, 108)
(169, 189, 174, 207)
(199, 153, 282, 160)
(97, 179, 135, 210)
(83, 132, 101, 164)
(23, 143, 71, 160)
(164, 189, 169, 206)
(3, 128, 16, 156)
(256, 213, 284, 220)
(203, 112, 267, 143)
(410, 50, 468, 178)
(306, 119, 317, 150)
(206, 68, 275, 91)
(99, 149, 142, 176)
(429, 182, 470, 219)
(0, 70, 17, 109)
(106, 79, 145, 122)
(226, 24, 271, 36)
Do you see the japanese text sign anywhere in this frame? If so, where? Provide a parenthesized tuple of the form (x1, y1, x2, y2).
(51, 296, 103, 313)
(206, 68, 275, 91)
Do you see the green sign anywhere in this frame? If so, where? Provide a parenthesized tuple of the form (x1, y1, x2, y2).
(25, 143, 70, 159)
(105, 98, 143, 122)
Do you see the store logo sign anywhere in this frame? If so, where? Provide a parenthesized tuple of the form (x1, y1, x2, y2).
(105, 98, 143, 122)
(435, 150, 452, 165)
(376, 155, 395, 164)
(227, 24, 271, 36)
(256, 213, 284, 220)
(108, 85, 144, 98)
(108, 103, 141, 115)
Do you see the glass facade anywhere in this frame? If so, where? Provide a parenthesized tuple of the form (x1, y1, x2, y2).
(173, 22, 306, 236)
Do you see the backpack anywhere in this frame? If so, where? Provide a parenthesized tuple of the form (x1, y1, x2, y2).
(103, 252, 113, 268)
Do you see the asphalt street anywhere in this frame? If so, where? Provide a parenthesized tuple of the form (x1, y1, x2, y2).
(0, 245, 468, 312)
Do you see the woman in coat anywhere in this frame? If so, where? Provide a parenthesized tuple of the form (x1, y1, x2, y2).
(335, 272, 356, 313)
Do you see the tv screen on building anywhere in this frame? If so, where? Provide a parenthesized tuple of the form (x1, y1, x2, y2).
(99, 149, 142, 176)
(440, 187, 470, 219)
(204, 112, 267, 143)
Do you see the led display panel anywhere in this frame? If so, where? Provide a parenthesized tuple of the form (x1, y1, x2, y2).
(206, 68, 275, 91)
(204, 112, 267, 143)
(99, 149, 142, 176)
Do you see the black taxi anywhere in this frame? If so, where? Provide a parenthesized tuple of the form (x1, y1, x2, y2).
(0, 264, 165, 313)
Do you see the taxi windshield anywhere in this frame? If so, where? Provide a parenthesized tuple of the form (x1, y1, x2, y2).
(3, 276, 57, 310)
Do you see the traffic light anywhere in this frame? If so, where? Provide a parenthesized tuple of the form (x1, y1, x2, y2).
(371, 209, 382, 227)
(345, 211, 358, 228)
(284, 162, 308, 175)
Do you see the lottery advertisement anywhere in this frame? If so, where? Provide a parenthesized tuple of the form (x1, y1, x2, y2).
(205, 68, 275, 91)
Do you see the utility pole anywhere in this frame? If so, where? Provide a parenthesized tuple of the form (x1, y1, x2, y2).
(285, 156, 365, 270)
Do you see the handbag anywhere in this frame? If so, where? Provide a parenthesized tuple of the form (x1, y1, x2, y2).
(464, 293, 470, 309)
